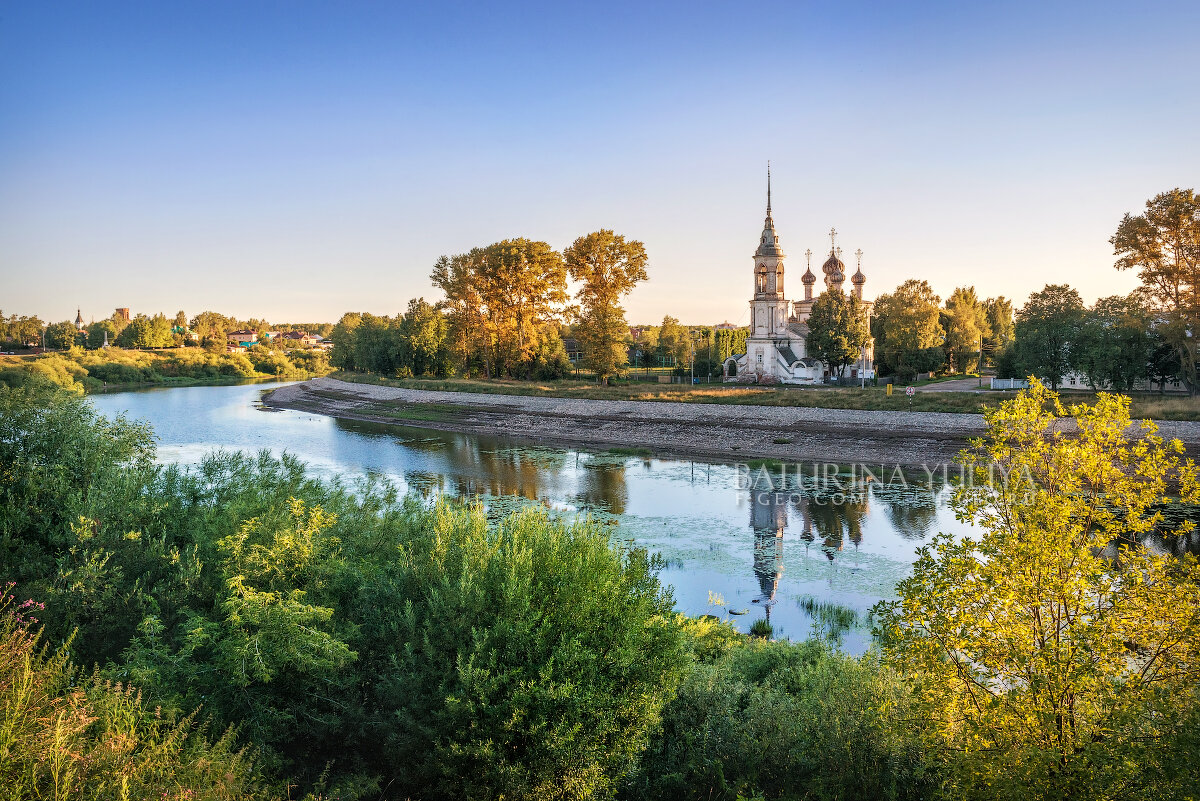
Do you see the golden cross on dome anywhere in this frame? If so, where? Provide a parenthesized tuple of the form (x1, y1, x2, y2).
(805, 248, 812, 267)
(855, 248, 863, 267)
(828, 227, 838, 251)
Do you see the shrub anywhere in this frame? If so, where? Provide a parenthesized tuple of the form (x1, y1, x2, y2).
(375, 504, 689, 800)
(623, 638, 932, 801)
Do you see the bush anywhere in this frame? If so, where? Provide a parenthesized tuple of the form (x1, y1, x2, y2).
(376, 504, 689, 800)
(623, 638, 932, 801)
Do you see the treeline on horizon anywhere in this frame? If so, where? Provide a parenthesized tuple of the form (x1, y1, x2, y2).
(0, 308, 337, 393)
(0, 308, 334, 352)
(869, 188, 1199, 391)
(328, 231, 750, 382)
(4, 379, 1200, 799)
(6, 188, 1195, 392)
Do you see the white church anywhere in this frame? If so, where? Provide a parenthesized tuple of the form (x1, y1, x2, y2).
(723, 174, 875, 384)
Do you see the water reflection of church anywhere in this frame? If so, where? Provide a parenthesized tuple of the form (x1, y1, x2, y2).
(751, 484, 864, 621)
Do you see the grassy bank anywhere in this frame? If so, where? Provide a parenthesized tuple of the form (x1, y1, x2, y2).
(0, 345, 332, 394)
(331, 371, 1200, 420)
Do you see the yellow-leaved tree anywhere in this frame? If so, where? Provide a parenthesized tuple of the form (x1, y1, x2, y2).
(878, 379, 1200, 800)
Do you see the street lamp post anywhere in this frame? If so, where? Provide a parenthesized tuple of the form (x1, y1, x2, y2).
(690, 330, 704, 386)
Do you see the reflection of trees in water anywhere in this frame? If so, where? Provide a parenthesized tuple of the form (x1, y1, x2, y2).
(432, 436, 572, 502)
(799, 482, 870, 559)
(576, 459, 628, 515)
(868, 481, 939, 540)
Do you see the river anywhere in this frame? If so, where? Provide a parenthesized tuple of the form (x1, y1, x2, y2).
(90, 381, 977, 652)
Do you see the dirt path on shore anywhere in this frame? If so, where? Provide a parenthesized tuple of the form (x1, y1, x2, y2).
(263, 378, 1200, 466)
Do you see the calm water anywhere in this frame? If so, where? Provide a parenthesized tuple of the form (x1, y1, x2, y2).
(90, 381, 977, 652)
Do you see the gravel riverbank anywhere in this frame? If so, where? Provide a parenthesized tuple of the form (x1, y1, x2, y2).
(263, 377, 1200, 466)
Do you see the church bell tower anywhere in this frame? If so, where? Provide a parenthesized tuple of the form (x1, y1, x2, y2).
(749, 166, 790, 341)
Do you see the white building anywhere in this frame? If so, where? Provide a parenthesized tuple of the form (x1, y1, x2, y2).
(724, 174, 874, 384)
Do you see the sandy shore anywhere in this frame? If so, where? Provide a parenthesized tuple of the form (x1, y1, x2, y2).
(263, 378, 1200, 466)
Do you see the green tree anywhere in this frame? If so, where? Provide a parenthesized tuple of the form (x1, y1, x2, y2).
(477, 239, 568, 376)
(398, 297, 449, 377)
(352, 313, 402, 375)
(942, 287, 989, 373)
(115, 313, 174, 349)
(564, 230, 649, 384)
(879, 381, 1200, 800)
(806, 290, 870, 379)
(189, 310, 236, 346)
(984, 296, 1015, 353)
(1111, 188, 1200, 393)
(44, 320, 81, 350)
(711, 328, 748, 366)
(1072, 294, 1153, 391)
(85, 319, 117, 349)
(872, 280, 944, 380)
(5, 314, 45, 347)
(657, 316, 689, 367)
(431, 250, 486, 375)
(329, 311, 363, 371)
(1013, 284, 1084, 390)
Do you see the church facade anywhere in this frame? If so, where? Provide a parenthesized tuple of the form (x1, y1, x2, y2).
(724, 176, 875, 384)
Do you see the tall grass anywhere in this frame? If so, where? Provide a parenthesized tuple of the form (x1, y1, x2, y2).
(0, 590, 273, 801)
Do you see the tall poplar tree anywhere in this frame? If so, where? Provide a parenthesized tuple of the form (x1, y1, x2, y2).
(942, 286, 990, 374)
(564, 230, 648, 384)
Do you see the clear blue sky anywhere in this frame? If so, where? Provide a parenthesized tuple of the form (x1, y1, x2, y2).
(2, 0, 1197, 326)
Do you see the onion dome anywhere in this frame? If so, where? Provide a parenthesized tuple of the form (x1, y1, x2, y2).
(851, 267, 866, 286)
(802, 266, 816, 285)
(821, 250, 845, 283)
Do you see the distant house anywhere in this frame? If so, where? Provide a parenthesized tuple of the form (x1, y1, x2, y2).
(261, 331, 281, 341)
(713, 321, 738, 330)
(172, 325, 200, 342)
(562, 337, 582, 362)
(226, 329, 258, 349)
(280, 331, 319, 348)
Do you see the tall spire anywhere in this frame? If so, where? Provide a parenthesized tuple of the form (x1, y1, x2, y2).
(766, 161, 772, 217)
(755, 164, 783, 258)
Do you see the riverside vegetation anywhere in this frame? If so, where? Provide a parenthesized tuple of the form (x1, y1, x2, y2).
(2, 377, 1199, 800)
(0, 345, 331, 394)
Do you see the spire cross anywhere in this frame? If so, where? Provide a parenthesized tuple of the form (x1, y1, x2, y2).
(836, 247, 843, 259)
(805, 248, 812, 268)
(855, 248, 863, 268)
(828, 227, 838, 252)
